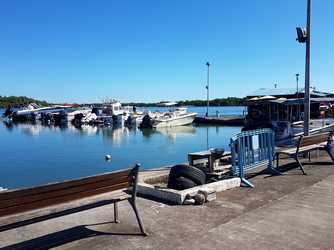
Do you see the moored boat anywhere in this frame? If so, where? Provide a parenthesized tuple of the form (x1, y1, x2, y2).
(140, 104, 197, 129)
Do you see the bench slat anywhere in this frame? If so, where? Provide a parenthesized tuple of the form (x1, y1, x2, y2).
(0, 169, 132, 201)
(300, 132, 330, 147)
(279, 144, 326, 155)
(0, 182, 130, 217)
(0, 190, 130, 227)
(0, 177, 130, 210)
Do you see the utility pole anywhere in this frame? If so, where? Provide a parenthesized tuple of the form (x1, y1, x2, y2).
(304, 0, 311, 135)
(296, 0, 311, 135)
(296, 73, 300, 120)
(205, 62, 210, 117)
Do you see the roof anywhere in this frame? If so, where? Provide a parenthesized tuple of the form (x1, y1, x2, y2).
(248, 88, 298, 97)
(282, 97, 334, 105)
(247, 88, 334, 98)
(246, 97, 334, 105)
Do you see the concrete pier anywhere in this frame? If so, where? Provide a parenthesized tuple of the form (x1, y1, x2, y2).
(1, 155, 334, 249)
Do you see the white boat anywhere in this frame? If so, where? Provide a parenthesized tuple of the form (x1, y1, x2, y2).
(152, 107, 197, 128)
(96, 100, 135, 126)
(14, 103, 70, 116)
(59, 108, 92, 122)
(126, 112, 144, 127)
(11, 103, 72, 122)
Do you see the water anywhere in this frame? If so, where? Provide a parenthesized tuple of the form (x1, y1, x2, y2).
(0, 106, 243, 189)
(139, 106, 246, 117)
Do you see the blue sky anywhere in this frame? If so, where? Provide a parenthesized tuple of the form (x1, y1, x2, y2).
(0, 0, 333, 103)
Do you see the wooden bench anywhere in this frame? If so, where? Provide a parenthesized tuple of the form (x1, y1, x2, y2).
(0, 164, 147, 236)
(275, 132, 333, 175)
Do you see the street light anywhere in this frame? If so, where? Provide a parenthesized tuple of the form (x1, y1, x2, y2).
(205, 62, 210, 117)
(296, 0, 311, 136)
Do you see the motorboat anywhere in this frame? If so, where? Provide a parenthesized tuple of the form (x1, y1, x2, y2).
(10, 103, 72, 122)
(95, 100, 133, 126)
(152, 107, 197, 128)
(126, 112, 144, 127)
(140, 104, 197, 128)
(59, 108, 92, 123)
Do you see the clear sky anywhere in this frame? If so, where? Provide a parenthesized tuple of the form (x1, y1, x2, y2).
(0, 0, 333, 103)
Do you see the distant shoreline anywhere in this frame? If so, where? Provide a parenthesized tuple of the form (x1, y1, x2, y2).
(0, 96, 244, 108)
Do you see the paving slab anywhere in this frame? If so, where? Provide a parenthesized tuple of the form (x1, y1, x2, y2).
(1, 156, 334, 250)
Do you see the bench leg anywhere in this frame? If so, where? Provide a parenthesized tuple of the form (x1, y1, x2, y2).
(276, 153, 280, 168)
(128, 199, 148, 236)
(325, 149, 334, 162)
(295, 156, 307, 175)
(114, 202, 120, 223)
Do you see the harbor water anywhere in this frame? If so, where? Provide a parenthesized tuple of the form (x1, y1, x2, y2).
(0, 106, 243, 189)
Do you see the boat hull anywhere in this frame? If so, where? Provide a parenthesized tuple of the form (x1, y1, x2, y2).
(153, 113, 197, 128)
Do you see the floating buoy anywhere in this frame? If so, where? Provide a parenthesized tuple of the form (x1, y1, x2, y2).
(105, 154, 112, 161)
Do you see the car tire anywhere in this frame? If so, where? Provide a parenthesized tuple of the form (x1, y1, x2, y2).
(168, 164, 206, 185)
(167, 176, 197, 190)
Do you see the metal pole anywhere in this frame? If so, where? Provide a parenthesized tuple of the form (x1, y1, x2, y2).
(304, 0, 311, 135)
(296, 73, 300, 120)
(206, 62, 210, 117)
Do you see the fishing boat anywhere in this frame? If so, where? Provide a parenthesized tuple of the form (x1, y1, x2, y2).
(126, 112, 144, 127)
(140, 103, 197, 128)
(152, 107, 197, 128)
(94, 100, 133, 126)
(10, 103, 72, 122)
(58, 108, 92, 123)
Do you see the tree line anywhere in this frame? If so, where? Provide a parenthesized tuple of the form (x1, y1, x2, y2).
(124, 97, 244, 107)
(0, 95, 243, 108)
(0, 96, 49, 108)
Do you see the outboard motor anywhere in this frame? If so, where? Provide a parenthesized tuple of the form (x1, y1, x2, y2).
(139, 114, 153, 129)
(3, 107, 13, 118)
(126, 116, 133, 126)
(41, 113, 54, 124)
(72, 113, 84, 126)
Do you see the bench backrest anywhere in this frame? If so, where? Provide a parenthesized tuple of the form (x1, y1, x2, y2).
(298, 132, 331, 148)
(0, 165, 139, 218)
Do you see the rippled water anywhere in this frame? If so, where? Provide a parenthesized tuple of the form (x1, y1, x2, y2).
(0, 106, 243, 189)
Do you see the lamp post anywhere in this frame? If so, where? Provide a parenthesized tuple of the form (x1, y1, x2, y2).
(205, 62, 210, 116)
(296, 73, 300, 120)
(296, 0, 311, 136)
(205, 62, 210, 117)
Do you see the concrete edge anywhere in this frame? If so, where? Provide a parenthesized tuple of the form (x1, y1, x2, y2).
(138, 177, 241, 205)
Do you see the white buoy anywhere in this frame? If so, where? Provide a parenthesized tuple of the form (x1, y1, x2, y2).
(105, 154, 112, 161)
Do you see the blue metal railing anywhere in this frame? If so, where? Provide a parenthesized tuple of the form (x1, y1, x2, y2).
(230, 128, 281, 187)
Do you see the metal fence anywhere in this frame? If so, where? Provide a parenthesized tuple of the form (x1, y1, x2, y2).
(230, 128, 281, 187)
